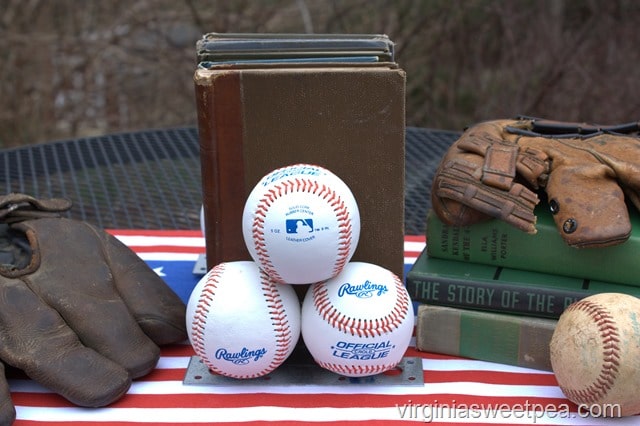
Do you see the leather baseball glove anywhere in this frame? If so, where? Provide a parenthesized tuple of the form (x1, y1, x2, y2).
(431, 117, 640, 248)
(0, 194, 187, 425)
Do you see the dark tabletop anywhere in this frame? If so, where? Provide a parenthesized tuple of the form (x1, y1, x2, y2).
(0, 126, 460, 235)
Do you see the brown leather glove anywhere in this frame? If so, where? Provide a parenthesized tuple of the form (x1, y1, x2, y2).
(0, 194, 187, 425)
(431, 117, 640, 248)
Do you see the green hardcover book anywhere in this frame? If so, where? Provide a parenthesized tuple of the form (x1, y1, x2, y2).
(406, 247, 640, 318)
(426, 202, 640, 287)
(415, 304, 556, 371)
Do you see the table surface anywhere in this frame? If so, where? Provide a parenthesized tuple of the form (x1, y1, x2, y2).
(0, 126, 460, 235)
(4, 128, 632, 425)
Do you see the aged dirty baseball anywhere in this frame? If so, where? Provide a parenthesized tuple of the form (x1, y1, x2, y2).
(549, 292, 640, 416)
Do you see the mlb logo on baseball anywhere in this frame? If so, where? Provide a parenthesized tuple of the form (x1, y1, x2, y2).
(243, 163, 360, 284)
(285, 218, 314, 235)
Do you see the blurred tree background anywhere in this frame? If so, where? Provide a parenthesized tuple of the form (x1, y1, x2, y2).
(1, 0, 639, 148)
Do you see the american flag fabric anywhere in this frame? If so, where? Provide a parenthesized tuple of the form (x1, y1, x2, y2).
(8, 232, 635, 425)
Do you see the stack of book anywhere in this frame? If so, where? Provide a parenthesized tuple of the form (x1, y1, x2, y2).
(406, 200, 640, 371)
(193, 33, 406, 280)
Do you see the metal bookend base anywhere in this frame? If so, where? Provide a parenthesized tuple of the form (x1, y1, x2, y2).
(183, 355, 424, 387)
(192, 253, 207, 275)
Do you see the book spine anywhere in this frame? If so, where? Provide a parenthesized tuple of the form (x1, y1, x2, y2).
(415, 304, 556, 371)
(425, 209, 640, 287)
(406, 266, 584, 319)
(195, 72, 251, 270)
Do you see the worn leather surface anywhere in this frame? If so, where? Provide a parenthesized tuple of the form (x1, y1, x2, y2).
(0, 195, 187, 425)
(431, 118, 640, 248)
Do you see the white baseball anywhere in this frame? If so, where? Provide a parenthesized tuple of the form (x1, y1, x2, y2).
(301, 262, 414, 377)
(550, 293, 640, 416)
(242, 163, 360, 284)
(186, 261, 301, 379)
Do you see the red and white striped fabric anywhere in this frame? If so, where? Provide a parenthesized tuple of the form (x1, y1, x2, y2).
(8, 232, 634, 425)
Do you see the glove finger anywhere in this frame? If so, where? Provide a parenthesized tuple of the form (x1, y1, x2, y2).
(458, 126, 550, 191)
(516, 146, 549, 189)
(433, 158, 538, 232)
(0, 362, 16, 426)
(590, 135, 640, 212)
(457, 134, 518, 190)
(15, 220, 163, 379)
(101, 230, 187, 345)
(546, 165, 630, 248)
(0, 281, 131, 407)
(43, 283, 161, 379)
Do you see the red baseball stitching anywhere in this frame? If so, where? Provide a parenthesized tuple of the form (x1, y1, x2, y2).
(312, 272, 411, 338)
(316, 360, 399, 377)
(559, 299, 621, 404)
(189, 265, 296, 379)
(250, 176, 354, 283)
(255, 267, 296, 377)
(189, 263, 226, 372)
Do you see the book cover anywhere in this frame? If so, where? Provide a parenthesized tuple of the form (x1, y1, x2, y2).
(406, 247, 640, 318)
(198, 56, 381, 68)
(415, 304, 556, 371)
(426, 203, 640, 287)
(196, 33, 394, 63)
(194, 52, 405, 278)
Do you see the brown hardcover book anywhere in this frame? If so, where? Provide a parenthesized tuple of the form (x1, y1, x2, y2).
(194, 63, 406, 279)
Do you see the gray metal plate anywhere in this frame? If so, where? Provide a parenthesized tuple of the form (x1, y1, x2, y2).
(192, 253, 207, 275)
(183, 356, 424, 387)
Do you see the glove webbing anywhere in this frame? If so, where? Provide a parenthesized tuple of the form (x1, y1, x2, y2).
(435, 159, 538, 232)
(510, 116, 640, 138)
(0, 224, 31, 271)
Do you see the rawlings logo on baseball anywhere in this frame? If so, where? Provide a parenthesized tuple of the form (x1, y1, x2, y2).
(338, 280, 388, 298)
(215, 347, 268, 365)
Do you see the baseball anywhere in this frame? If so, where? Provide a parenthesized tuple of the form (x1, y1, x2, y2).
(301, 262, 414, 377)
(550, 293, 640, 416)
(242, 163, 360, 284)
(185, 261, 301, 379)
